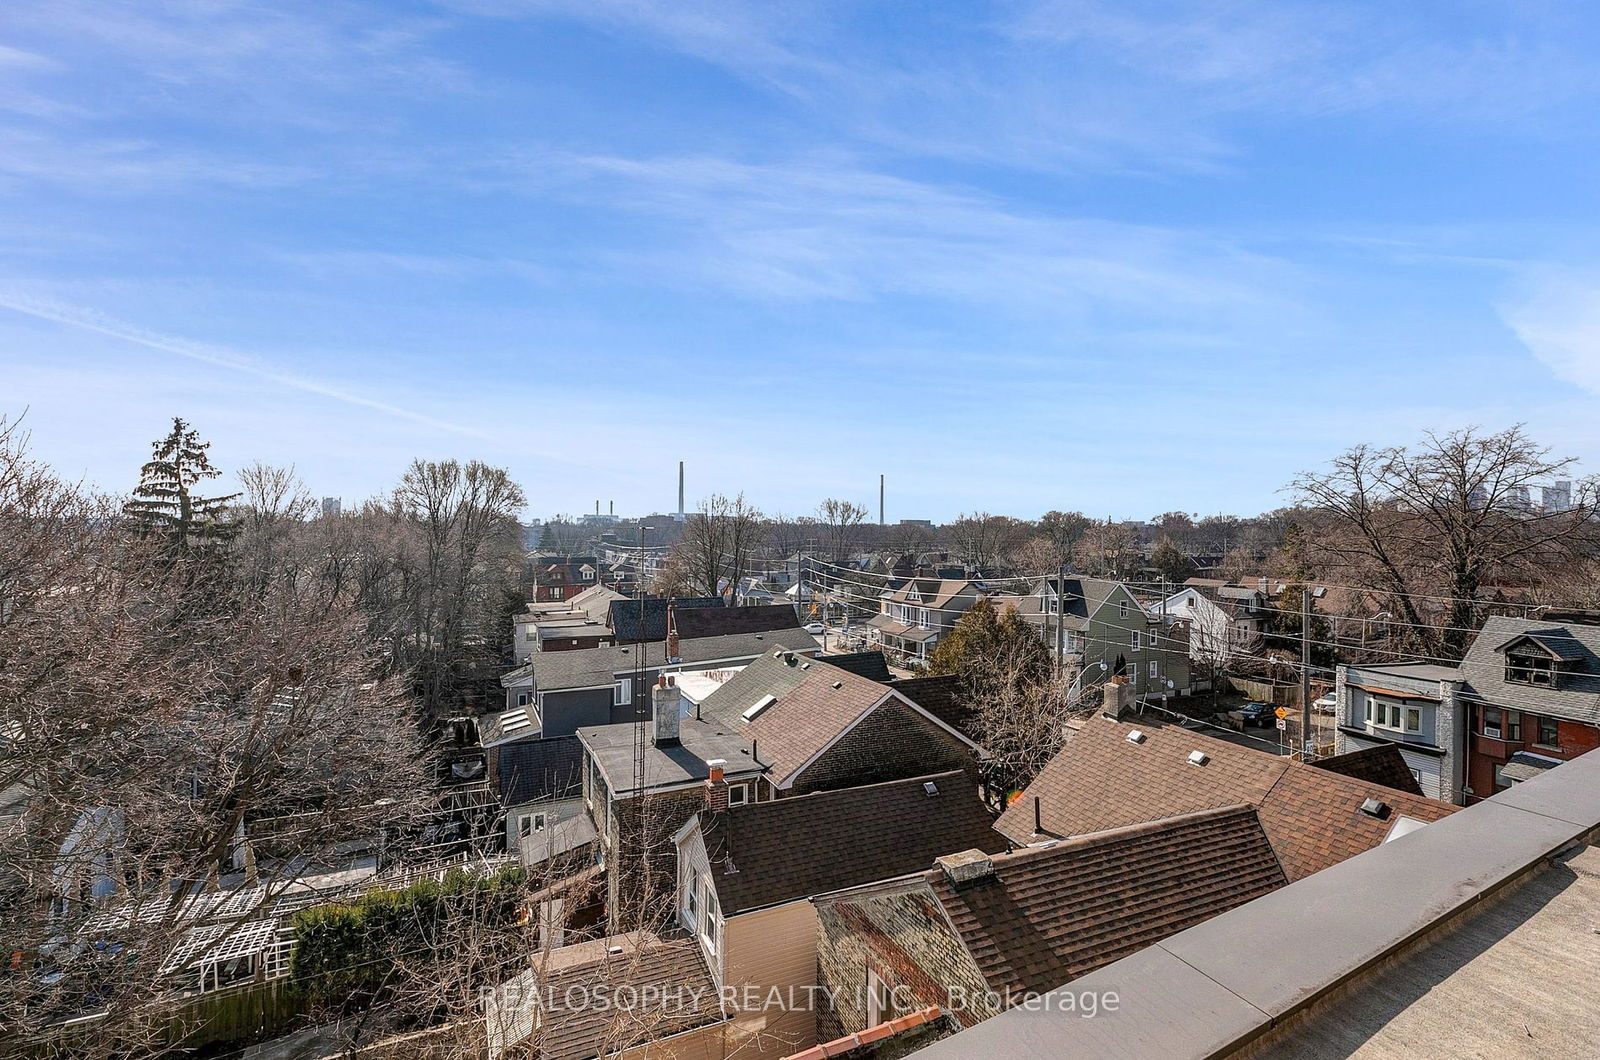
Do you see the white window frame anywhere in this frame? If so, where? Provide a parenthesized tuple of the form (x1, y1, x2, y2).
(699, 878, 719, 955)
(1131, 630, 1141, 650)
(518, 812, 546, 839)
(1148, 660, 1159, 679)
(867, 968, 892, 1027)
(728, 783, 748, 807)
(1118, 600, 1129, 619)
(614, 677, 633, 707)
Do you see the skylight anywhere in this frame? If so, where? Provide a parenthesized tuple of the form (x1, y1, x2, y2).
(742, 694, 777, 721)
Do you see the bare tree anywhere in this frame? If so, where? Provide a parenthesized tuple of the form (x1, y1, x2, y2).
(671, 493, 766, 600)
(815, 498, 869, 563)
(1291, 425, 1598, 656)
(946, 512, 1030, 573)
(1072, 519, 1138, 578)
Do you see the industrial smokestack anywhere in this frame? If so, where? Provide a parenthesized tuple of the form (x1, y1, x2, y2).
(609, 499, 614, 516)
(678, 461, 685, 522)
(880, 473, 885, 526)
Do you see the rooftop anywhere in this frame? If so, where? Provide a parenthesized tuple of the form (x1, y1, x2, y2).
(1460, 615, 1600, 724)
(913, 742, 1600, 1060)
(995, 716, 1456, 881)
(695, 771, 1006, 916)
(607, 596, 722, 642)
(497, 735, 584, 806)
(504, 626, 821, 691)
(577, 715, 764, 796)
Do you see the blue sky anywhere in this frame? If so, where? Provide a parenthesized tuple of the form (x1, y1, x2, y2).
(5, 1, 1600, 522)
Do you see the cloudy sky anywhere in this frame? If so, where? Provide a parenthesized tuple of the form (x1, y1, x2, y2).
(4, 0, 1600, 521)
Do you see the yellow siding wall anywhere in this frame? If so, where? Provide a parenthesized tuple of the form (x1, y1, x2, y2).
(719, 902, 820, 1059)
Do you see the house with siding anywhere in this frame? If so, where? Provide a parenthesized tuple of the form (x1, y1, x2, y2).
(868, 579, 985, 664)
(811, 806, 1286, 1041)
(1148, 579, 1267, 665)
(1333, 661, 1467, 803)
(1004, 576, 1193, 703)
(500, 626, 820, 735)
(512, 585, 624, 662)
(672, 771, 1005, 1059)
(997, 714, 1457, 882)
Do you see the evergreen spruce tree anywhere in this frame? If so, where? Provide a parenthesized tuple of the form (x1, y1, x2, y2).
(123, 417, 241, 550)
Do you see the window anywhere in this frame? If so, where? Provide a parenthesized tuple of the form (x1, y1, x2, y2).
(867, 969, 892, 1027)
(516, 692, 529, 708)
(1364, 697, 1372, 724)
(614, 677, 633, 707)
(918, 608, 932, 630)
(1538, 716, 1560, 747)
(1404, 708, 1421, 734)
(1507, 711, 1522, 742)
(1506, 650, 1557, 687)
(518, 813, 546, 838)
(1372, 700, 1404, 731)
(699, 879, 719, 955)
(1131, 631, 1141, 651)
(1483, 707, 1502, 739)
(1493, 763, 1520, 793)
(728, 783, 748, 807)
(1148, 660, 1160, 679)
(1118, 600, 1129, 619)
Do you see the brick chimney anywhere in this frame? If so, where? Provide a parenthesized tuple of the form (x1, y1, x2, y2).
(653, 675, 680, 748)
(1101, 675, 1133, 719)
(705, 759, 729, 814)
(935, 849, 996, 889)
(666, 602, 681, 662)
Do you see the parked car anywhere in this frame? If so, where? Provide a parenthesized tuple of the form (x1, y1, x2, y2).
(803, 622, 826, 634)
(1237, 701, 1276, 727)
(1313, 693, 1338, 715)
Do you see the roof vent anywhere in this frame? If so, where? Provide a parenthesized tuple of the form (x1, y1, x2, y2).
(607, 945, 624, 956)
(742, 694, 777, 722)
(619, 646, 630, 654)
(1187, 750, 1209, 767)
(1126, 729, 1147, 744)
(923, 781, 939, 796)
(832, 681, 843, 689)
(1359, 797, 1390, 818)
(801, 662, 811, 669)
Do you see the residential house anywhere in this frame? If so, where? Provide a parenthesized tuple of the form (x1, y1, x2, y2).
(512, 584, 623, 661)
(1456, 615, 1600, 802)
(910, 742, 1600, 1060)
(532, 555, 601, 604)
(499, 625, 820, 733)
(673, 771, 1006, 1057)
(693, 649, 987, 798)
(493, 735, 587, 857)
(812, 805, 1286, 1040)
(1149, 578, 1268, 666)
(868, 579, 984, 664)
(608, 596, 723, 643)
(995, 713, 1457, 882)
(674, 603, 803, 640)
(1009, 576, 1193, 703)
(1333, 661, 1467, 803)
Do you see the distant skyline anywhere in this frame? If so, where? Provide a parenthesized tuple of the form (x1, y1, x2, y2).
(5, 1, 1600, 522)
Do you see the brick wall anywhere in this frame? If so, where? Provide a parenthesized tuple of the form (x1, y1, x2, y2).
(606, 786, 712, 929)
(790, 698, 979, 797)
(814, 883, 995, 1038)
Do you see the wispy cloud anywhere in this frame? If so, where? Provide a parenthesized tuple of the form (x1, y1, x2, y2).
(0, 292, 496, 440)
(1500, 269, 1600, 395)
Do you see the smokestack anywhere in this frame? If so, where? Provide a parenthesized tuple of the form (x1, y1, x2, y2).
(595, 499, 600, 515)
(678, 461, 685, 522)
(609, 499, 614, 516)
(653, 675, 680, 747)
(879, 473, 885, 526)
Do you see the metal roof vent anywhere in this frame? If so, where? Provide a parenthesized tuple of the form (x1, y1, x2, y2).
(1359, 797, 1390, 818)
(832, 681, 843, 689)
(1126, 729, 1147, 744)
(1187, 750, 1209, 767)
(923, 781, 939, 796)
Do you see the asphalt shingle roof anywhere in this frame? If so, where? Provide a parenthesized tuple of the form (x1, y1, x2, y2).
(498, 735, 585, 807)
(508, 627, 822, 692)
(698, 771, 1006, 915)
(673, 603, 802, 639)
(928, 805, 1286, 997)
(609, 597, 722, 642)
(818, 650, 894, 682)
(1313, 742, 1425, 797)
(1460, 616, 1600, 724)
(996, 716, 1456, 882)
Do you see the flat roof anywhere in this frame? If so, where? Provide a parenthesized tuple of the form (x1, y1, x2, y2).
(913, 745, 1600, 1059)
(577, 716, 764, 795)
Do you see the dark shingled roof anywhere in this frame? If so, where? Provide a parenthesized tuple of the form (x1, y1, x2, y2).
(526, 933, 723, 1060)
(497, 735, 585, 807)
(697, 771, 1006, 915)
(1457, 616, 1600, 725)
(996, 716, 1456, 882)
(817, 650, 894, 683)
(891, 674, 976, 740)
(674, 603, 802, 639)
(608, 596, 722, 642)
(1313, 742, 1426, 797)
(926, 805, 1286, 997)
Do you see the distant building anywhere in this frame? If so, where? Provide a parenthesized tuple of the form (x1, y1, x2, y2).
(319, 496, 340, 518)
(1543, 479, 1574, 512)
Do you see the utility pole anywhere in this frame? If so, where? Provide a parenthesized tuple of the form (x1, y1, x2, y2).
(1054, 564, 1066, 681)
(1300, 587, 1313, 761)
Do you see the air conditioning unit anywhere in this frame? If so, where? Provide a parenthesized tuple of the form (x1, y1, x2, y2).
(1484, 726, 1501, 739)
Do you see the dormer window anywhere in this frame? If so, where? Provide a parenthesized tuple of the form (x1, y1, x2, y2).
(1506, 650, 1557, 687)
